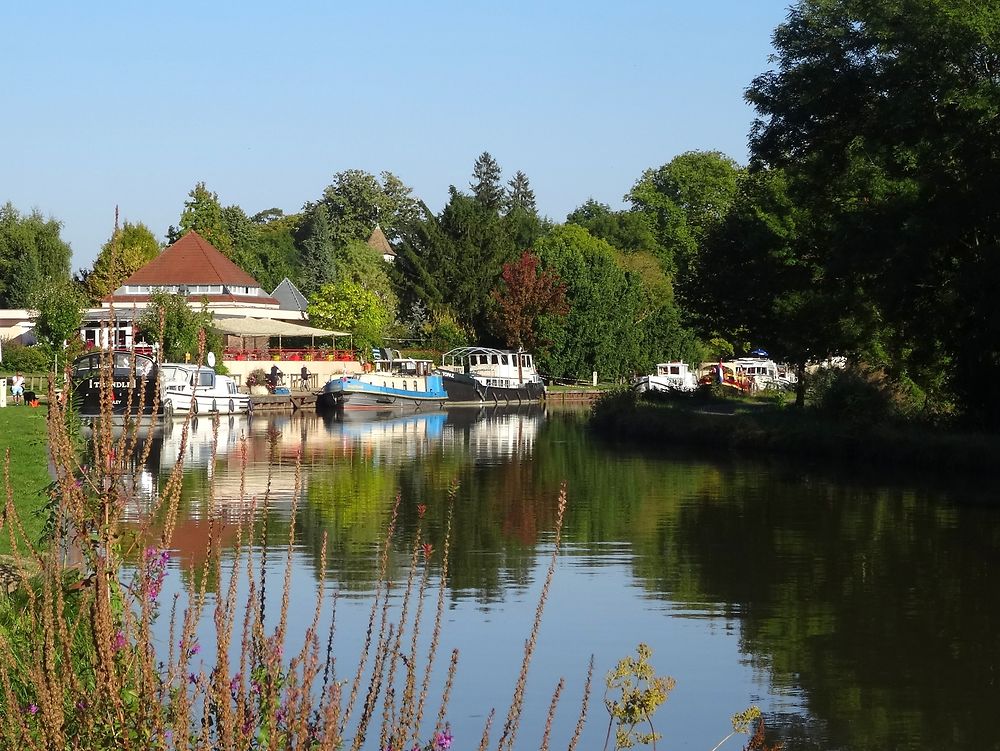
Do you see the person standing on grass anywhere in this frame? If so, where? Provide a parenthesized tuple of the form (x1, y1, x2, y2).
(11, 372, 25, 405)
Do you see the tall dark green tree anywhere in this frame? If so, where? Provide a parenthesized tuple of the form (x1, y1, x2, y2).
(746, 0, 1000, 423)
(503, 170, 546, 252)
(505, 170, 536, 214)
(0, 203, 72, 307)
(298, 206, 337, 296)
(470, 152, 504, 212)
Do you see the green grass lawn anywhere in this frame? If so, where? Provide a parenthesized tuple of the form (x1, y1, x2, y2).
(0, 406, 51, 552)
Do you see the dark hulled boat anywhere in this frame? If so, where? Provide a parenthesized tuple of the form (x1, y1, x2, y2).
(436, 347, 545, 404)
(71, 350, 163, 420)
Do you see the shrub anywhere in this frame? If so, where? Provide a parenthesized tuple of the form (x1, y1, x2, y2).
(806, 366, 900, 425)
(0, 342, 50, 374)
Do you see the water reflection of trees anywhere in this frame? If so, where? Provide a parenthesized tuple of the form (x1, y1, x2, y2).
(141, 408, 1000, 751)
(661, 470, 1000, 751)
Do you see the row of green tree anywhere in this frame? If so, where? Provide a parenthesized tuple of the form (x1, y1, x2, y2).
(3, 0, 997, 426)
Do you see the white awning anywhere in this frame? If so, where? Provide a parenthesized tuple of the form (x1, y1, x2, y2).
(210, 317, 348, 337)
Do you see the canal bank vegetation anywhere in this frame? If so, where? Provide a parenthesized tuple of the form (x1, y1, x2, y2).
(0, 363, 779, 750)
(591, 365, 1000, 475)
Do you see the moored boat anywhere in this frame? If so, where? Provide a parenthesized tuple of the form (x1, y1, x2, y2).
(731, 356, 796, 391)
(71, 350, 162, 420)
(436, 346, 545, 404)
(159, 362, 251, 416)
(318, 353, 447, 411)
(634, 362, 698, 393)
(698, 361, 752, 392)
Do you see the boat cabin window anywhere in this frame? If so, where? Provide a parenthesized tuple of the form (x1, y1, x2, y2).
(194, 370, 215, 387)
(500, 354, 508, 365)
(669, 366, 680, 375)
(73, 355, 99, 377)
(491, 355, 499, 365)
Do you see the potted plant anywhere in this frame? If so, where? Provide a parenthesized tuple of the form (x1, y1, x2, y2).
(246, 368, 269, 396)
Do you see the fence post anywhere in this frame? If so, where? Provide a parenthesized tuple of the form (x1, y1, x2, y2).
(0, 379, 6, 408)
(592, 371, 598, 387)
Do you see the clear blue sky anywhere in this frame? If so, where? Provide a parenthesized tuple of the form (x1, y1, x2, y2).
(3, 1, 791, 270)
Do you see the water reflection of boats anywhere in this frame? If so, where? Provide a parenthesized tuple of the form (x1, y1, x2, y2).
(159, 415, 249, 471)
(441, 405, 543, 460)
(320, 409, 447, 460)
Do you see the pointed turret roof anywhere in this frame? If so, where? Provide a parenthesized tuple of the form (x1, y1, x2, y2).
(122, 231, 260, 287)
(271, 277, 309, 313)
(366, 225, 395, 257)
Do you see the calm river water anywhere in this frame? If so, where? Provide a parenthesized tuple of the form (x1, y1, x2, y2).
(126, 405, 1000, 751)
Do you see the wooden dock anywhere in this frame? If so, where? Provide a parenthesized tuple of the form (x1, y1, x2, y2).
(249, 392, 319, 412)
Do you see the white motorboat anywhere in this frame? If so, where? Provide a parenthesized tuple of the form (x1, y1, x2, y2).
(634, 362, 698, 393)
(160, 362, 251, 416)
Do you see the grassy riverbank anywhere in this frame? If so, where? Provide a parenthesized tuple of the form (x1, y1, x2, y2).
(0, 406, 51, 551)
(591, 390, 1000, 476)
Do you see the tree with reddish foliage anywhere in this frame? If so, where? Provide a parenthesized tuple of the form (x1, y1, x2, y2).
(491, 251, 569, 350)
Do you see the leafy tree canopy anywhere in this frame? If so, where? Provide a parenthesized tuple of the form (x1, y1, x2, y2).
(627, 151, 742, 286)
(567, 200, 660, 255)
(307, 280, 391, 355)
(137, 292, 220, 363)
(86, 221, 160, 301)
(534, 224, 645, 381)
(316, 170, 420, 248)
(490, 251, 568, 351)
(0, 203, 72, 308)
(30, 278, 87, 355)
(335, 240, 398, 325)
(745, 0, 1000, 422)
(175, 182, 233, 255)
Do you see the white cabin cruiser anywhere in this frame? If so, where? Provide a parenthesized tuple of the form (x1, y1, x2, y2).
(634, 362, 698, 393)
(436, 346, 545, 404)
(160, 362, 251, 416)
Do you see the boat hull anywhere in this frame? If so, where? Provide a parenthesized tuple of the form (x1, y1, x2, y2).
(318, 375, 447, 411)
(439, 371, 545, 404)
(163, 391, 251, 416)
(634, 375, 696, 394)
